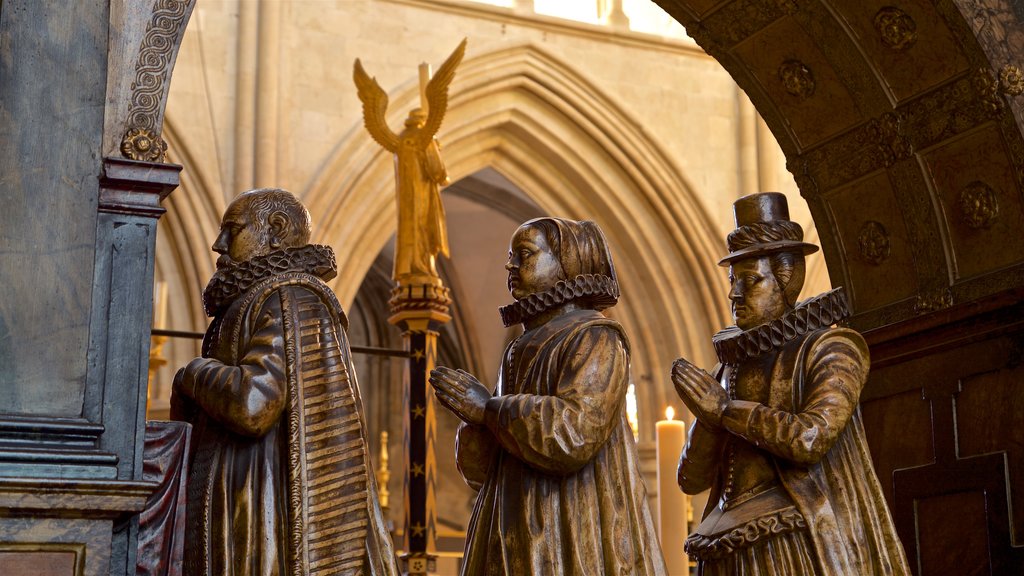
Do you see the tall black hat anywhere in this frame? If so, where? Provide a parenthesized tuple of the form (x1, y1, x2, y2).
(718, 192, 819, 266)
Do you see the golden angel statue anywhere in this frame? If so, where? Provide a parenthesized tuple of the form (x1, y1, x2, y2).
(354, 39, 467, 286)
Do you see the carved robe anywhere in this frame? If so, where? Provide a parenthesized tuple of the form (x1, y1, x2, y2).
(172, 248, 398, 576)
(679, 291, 910, 575)
(455, 309, 666, 576)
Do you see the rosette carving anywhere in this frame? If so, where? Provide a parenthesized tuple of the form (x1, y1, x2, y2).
(857, 221, 891, 265)
(999, 65, 1024, 95)
(874, 7, 917, 51)
(958, 181, 999, 229)
(778, 60, 815, 100)
(120, 127, 168, 162)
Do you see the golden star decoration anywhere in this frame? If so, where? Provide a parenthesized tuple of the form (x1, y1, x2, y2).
(411, 462, 425, 477)
(410, 522, 426, 537)
(412, 404, 425, 419)
(412, 348, 425, 362)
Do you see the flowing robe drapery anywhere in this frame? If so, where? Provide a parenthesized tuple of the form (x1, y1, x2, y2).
(455, 309, 666, 575)
(172, 272, 398, 576)
(679, 327, 910, 575)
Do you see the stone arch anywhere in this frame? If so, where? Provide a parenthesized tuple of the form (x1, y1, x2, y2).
(304, 43, 728, 440)
(652, 2, 1024, 572)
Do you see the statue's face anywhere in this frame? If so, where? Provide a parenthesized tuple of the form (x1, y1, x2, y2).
(212, 196, 269, 268)
(506, 225, 565, 300)
(728, 257, 787, 330)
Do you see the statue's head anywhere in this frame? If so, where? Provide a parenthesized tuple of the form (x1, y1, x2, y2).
(405, 108, 427, 128)
(213, 188, 312, 268)
(720, 192, 818, 330)
(505, 217, 618, 309)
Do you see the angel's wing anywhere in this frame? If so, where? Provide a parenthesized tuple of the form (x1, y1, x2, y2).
(420, 39, 467, 141)
(353, 58, 400, 152)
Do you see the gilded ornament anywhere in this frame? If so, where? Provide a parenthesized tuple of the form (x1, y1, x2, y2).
(778, 60, 815, 100)
(354, 40, 466, 290)
(972, 68, 1004, 117)
(874, 7, 917, 51)
(120, 127, 168, 162)
(958, 181, 999, 229)
(914, 289, 953, 314)
(857, 220, 891, 265)
(999, 65, 1024, 95)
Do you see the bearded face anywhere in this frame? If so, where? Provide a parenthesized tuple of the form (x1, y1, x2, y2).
(212, 196, 273, 269)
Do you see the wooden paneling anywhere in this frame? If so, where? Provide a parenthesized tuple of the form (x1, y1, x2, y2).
(823, 171, 919, 313)
(732, 16, 864, 149)
(916, 491, 990, 576)
(922, 124, 1024, 281)
(829, 0, 970, 104)
(860, 388, 933, 507)
(957, 364, 1024, 541)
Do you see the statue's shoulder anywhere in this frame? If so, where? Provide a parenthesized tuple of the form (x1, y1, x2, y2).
(797, 325, 869, 369)
(559, 309, 629, 348)
(243, 272, 348, 330)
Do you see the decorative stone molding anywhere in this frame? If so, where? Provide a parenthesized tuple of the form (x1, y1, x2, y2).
(914, 288, 953, 314)
(998, 64, 1024, 95)
(958, 181, 999, 229)
(857, 220, 891, 265)
(972, 67, 1005, 117)
(778, 60, 815, 99)
(120, 0, 196, 163)
(120, 127, 168, 162)
(874, 7, 918, 51)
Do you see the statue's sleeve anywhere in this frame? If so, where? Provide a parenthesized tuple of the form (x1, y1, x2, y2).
(481, 325, 628, 476)
(183, 292, 289, 438)
(719, 328, 870, 465)
(677, 419, 727, 494)
(454, 422, 496, 490)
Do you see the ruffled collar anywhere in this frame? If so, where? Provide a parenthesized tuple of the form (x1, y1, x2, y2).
(712, 287, 850, 365)
(498, 274, 619, 328)
(202, 244, 337, 316)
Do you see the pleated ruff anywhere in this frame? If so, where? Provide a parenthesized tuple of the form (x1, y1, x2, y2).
(695, 529, 817, 576)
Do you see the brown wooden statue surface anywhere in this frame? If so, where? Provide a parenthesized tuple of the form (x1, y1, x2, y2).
(429, 217, 667, 575)
(672, 192, 910, 575)
(170, 188, 398, 576)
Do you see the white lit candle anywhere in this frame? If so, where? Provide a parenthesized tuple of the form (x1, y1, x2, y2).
(656, 406, 688, 575)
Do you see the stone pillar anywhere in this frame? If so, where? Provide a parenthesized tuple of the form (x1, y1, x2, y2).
(0, 1, 194, 574)
(388, 285, 452, 576)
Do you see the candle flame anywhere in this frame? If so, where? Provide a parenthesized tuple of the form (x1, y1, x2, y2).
(665, 406, 675, 421)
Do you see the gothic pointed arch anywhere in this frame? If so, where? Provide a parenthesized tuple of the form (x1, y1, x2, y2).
(304, 43, 728, 439)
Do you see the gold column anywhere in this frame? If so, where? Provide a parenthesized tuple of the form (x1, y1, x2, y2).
(354, 41, 466, 576)
(389, 290, 451, 575)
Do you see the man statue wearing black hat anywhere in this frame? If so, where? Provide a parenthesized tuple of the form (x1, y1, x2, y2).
(672, 193, 910, 575)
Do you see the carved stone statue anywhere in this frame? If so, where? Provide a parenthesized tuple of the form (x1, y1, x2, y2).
(430, 217, 668, 575)
(170, 188, 398, 576)
(354, 40, 466, 286)
(672, 192, 910, 575)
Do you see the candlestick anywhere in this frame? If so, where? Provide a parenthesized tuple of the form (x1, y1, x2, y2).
(656, 406, 688, 575)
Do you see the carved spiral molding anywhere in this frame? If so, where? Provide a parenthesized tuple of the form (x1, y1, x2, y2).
(958, 181, 999, 229)
(121, 0, 192, 162)
(874, 7, 917, 51)
(778, 60, 815, 100)
(857, 220, 891, 265)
